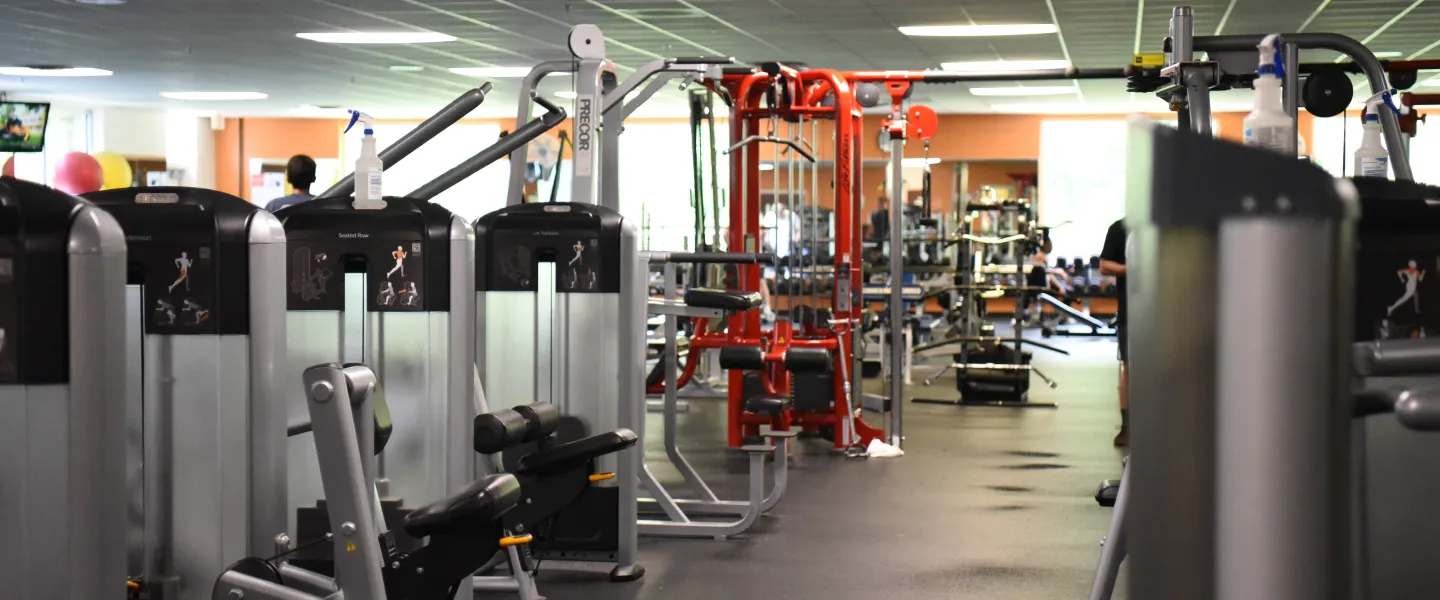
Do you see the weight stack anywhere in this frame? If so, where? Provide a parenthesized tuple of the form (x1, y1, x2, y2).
(953, 344, 1031, 402)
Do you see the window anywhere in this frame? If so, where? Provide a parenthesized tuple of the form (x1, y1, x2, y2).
(1039, 119, 1127, 259)
(617, 121, 729, 251)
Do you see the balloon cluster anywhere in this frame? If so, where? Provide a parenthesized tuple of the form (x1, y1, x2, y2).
(49, 151, 132, 194)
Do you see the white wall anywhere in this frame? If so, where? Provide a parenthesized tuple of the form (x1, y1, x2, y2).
(93, 107, 167, 158)
(163, 113, 215, 188)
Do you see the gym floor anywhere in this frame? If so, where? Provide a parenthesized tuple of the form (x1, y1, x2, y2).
(536, 333, 1128, 599)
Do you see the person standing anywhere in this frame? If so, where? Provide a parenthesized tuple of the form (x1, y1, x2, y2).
(1099, 219, 1129, 446)
(264, 155, 317, 212)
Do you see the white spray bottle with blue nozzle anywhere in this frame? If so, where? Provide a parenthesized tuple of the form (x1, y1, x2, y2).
(346, 110, 385, 209)
(1355, 96, 1391, 178)
(1244, 34, 1296, 155)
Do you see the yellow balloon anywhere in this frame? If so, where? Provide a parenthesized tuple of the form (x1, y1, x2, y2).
(93, 151, 133, 190)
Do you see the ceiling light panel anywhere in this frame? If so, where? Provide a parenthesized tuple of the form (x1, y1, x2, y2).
(900, 24, 1058, 37)
(161, 91, 268, 101)
(0, 66, 112, 77)
(297, 31, 455, 44)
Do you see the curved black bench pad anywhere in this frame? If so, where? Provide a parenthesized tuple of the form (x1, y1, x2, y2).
(684, 288, 762, 311)
(516, 429, 638, 476)
(404, 474, 521, 538)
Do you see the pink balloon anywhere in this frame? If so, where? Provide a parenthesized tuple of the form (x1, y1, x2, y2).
(1, 155, 12, 178)
(53, 152, 103, 194)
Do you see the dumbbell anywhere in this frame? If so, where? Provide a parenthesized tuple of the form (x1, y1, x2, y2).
(1055, 256, 1068, 269)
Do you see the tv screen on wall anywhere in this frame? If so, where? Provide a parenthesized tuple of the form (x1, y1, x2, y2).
(0, 102, 50, 153)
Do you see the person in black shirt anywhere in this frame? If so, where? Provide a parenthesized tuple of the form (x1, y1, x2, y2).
(1099, 219, 1128, 447)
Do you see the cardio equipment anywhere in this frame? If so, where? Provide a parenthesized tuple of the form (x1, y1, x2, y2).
(84, 186, 289, 599)
(0, 177, 128, 600)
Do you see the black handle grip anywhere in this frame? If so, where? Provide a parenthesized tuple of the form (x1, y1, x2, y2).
(532, 93, 564, 115)
(673, 56, 735, 65)
(288, 420, 313, 437)
(668, 252, 775, 265)
(1354, 386, 1440, 431)
(1353, 339, 1440, 376)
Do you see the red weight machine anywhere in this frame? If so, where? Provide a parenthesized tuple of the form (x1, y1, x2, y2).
(704, 64, 884, 451)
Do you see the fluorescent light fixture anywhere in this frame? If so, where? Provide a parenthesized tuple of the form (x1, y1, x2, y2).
(759, 163, 775, 171)
(1422, 77, 1440, 87)
(942, 59, 1071, 73)
(290, 105, 351, 117)
(968, 85, 1076, 97)
(554, 91, 578, 99)
(1372, 51, 1403, 58)
(389, 65, 424, 72)
(900, 24, 1058, 37)
(73, 0, 126, 4)
(161, 91, 268, 101)
(297, 31, 455, 44)
(0, 66, 112, 77)
(450, 66, 533, 78)
(902, 158, 942, 167)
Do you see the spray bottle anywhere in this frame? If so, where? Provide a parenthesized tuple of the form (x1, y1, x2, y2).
(1355, 98, 1390, 178)
(1243, 33, 1296, 155)
(346, 110, 385, 209)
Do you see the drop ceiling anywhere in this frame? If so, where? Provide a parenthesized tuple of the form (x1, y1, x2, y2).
(0, 0, 1435, 116)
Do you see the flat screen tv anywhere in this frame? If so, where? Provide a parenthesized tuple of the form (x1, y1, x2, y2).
(0, 102, 50, 153)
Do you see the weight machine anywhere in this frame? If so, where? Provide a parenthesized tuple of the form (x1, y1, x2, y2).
(1107, 7, 1428, 599)
(715, 63, 886, 451)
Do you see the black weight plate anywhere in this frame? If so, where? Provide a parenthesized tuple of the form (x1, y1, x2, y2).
(1304, 70, 1353, 118)
(1391, 69, 1418, 91)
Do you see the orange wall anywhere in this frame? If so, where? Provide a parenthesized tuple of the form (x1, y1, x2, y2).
(213, 111, 1315, 203)
(964, 161, 1038, 199)
(214, 118, 344, 201)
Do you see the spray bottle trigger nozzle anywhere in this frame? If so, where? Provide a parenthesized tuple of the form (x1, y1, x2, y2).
(345, 110, 362, 134)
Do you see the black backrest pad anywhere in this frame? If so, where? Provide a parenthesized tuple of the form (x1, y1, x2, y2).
(84, 186, 261, 335)
(473, 409, 529, 455)
(719, 345, 766, 370)
(0, 177, 86, 384)
(785, 347, 831, 373)
(514, 403, 559, 442)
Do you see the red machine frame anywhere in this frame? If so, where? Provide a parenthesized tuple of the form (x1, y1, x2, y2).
(713, 65, 882, 450)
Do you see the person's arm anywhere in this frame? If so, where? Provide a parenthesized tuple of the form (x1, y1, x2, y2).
(1099, 259, 1126, 276)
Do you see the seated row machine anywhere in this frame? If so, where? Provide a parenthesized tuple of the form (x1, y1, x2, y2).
(213, 363, 529, 600)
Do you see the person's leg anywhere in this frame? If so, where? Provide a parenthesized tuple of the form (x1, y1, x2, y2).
(1115, 325, 1129, 447)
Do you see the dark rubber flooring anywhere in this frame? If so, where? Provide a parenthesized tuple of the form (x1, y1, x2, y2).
(532, 333, 1128, 599)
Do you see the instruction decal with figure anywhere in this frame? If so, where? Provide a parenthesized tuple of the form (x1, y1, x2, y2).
(288, 244, 342, 310)
(285, 230, 424, 312)
(137, 243, 216, 335)
(369, 240, 422, 311)
(1359, 242, 1440, 340)
(488, 231, 604, 293)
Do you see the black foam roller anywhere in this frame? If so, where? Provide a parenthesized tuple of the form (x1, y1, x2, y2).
(472, 409, 529, 454)
(514, 403, 560, 442)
